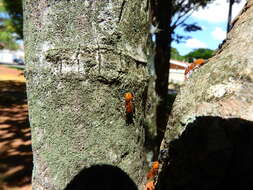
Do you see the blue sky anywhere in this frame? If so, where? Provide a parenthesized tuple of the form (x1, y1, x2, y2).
(172, 0, 246, 56)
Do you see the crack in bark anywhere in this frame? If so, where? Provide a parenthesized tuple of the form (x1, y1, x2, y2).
(118, 0, 126, 23)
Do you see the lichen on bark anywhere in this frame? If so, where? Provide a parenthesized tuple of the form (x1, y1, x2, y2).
(156, 1, 253, 189)
(24, 0, 152, 189)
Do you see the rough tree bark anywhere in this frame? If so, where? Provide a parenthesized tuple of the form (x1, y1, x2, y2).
(24, 0, 152, 189)
(157, 1, 253, 189)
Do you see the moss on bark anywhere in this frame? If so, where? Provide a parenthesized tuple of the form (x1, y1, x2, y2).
(157, 1, 253, 189)
(24, 0, 151, 189)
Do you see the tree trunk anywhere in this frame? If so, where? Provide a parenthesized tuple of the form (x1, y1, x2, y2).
(150, 0, 172, 159)
(157, 1, 253, 189)
(24, 0, 151, 189)
(227, 0, 234, 32)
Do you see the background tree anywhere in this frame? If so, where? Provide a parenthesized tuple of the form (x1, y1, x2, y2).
(150, 0, 214, 159)
(184, 48, 214, 62)
(227, 0, 241, 32)
(0, 0, 22, 49)
(0, 0, 23, 39)
(0, 23, 18, 49)
(171, 0, 215, 42)
(170, 47, 184, 61)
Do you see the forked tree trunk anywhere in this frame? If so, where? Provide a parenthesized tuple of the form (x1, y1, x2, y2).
(24, 0, 152, 189)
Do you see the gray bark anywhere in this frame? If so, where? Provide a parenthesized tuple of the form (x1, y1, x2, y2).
(24, 0, 152, 189)
(157, 1, 253, 189)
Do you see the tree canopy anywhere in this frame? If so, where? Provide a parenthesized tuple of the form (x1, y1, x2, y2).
(171, 0, 214, 42)
(1, 0, 23, 39)
(0, 0, 22, 49)
(184, 48, 214, 62)
(171, 47, 184, 61)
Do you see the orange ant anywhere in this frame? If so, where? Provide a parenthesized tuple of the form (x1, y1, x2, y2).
(124, 92, 134, 124)
(184, 59, 206, 80)
(144, 161, 159, 190)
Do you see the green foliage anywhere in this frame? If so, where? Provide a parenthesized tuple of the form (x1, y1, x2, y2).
(0, 30, 19, 50)
(0, 0, 22, 49)
(184, 48, 214, 62)
(171, 47, 184, 61)
(1, 0, 23, 39)
(0, 17, 19, 49)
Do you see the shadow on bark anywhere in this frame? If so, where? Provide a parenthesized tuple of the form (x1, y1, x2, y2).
(157, 116, 253, 190)
(65, 164, 138, 190)
(0, 80, 32, 188)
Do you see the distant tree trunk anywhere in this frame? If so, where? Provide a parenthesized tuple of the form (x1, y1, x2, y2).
(24, 0, 151, 189)
(152, 0, 172, 158)
(157, 0, 253, 189)
(227, 0, 235, 32)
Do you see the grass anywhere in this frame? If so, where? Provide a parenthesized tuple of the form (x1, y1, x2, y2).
(7, 65, 25, 71)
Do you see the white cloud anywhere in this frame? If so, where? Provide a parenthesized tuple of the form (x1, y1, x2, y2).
(192, 0, 246, 23)
(212, 27, 226, 41)
(185, 38, 207, 49)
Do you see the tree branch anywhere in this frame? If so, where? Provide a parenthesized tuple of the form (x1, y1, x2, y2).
(172, 8, 194, 29)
